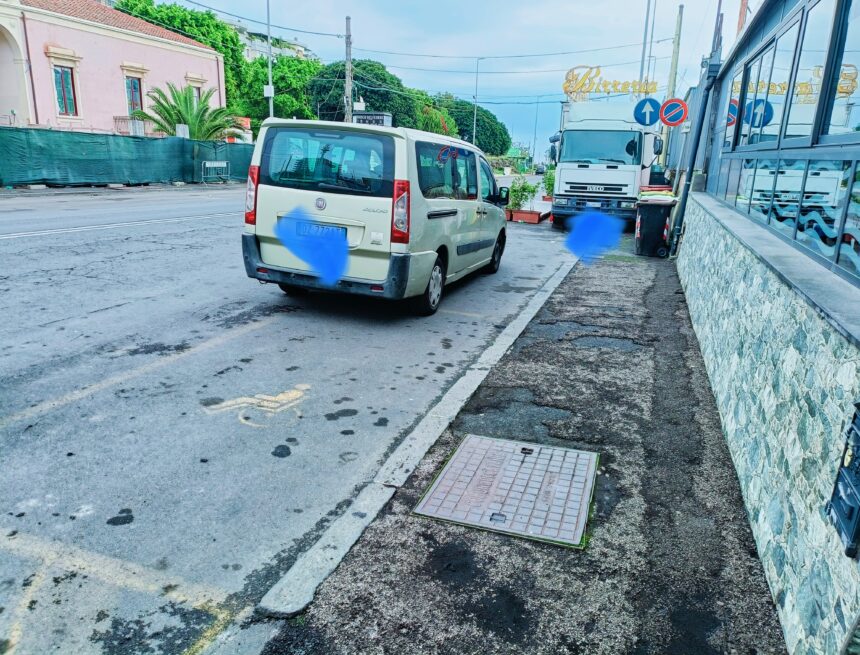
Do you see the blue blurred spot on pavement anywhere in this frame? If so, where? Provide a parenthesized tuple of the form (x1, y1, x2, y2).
(274, 207, 348, 286)
(564, 211, 624, 265)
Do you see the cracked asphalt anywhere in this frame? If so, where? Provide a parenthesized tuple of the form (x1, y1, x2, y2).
(259, 241, 787, 655)
(0, 186, 572, 654)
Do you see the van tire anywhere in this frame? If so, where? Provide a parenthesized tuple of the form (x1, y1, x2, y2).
(413, 256, 445, 316)
(484, 233, 505, 274)
(278, 283, 308, 296)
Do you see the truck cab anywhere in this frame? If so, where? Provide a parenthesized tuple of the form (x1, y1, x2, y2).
(550, 103, 663, 229)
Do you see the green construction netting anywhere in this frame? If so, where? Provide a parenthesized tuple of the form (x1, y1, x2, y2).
(0, 127, 253, 187)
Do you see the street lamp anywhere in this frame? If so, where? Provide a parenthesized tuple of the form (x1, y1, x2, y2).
(265, 0, 274, 118)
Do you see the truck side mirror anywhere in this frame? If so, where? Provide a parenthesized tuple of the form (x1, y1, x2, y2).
(654, 136, 664, 156)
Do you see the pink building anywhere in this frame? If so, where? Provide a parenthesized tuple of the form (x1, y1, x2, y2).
(0, 0, 225, 134)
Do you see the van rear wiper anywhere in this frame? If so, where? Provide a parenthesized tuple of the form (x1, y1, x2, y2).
(318, 182, 372, 194)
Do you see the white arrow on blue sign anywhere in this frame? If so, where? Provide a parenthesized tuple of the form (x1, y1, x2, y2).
(743, 99, 774, 128)
(633, 98, 661, 127)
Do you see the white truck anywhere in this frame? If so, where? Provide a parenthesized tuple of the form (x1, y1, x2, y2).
(549, 102, 664, 230)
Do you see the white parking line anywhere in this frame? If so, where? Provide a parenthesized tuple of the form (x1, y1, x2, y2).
(0, 212, 239, 240)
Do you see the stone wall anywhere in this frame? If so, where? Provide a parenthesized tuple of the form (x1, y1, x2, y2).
(677, 194, 860, 655)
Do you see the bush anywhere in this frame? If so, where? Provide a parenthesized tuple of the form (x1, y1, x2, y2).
(542, 168, 556, 198)
(508, 175, 539, 211)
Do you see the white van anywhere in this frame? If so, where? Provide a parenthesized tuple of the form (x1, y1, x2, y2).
(242, 119, 509, 315)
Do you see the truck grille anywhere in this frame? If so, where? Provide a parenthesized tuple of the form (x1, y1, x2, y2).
(565, 183, 627, 195)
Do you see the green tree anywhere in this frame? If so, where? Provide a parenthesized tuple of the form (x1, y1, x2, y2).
(411, 89, 458, 136)
(436, 94, 512, 156)
(309, 60, 419, 127)
(115, 0, 246, 111)
(132, 83, 242, 140)
(237, 56, 322, 132)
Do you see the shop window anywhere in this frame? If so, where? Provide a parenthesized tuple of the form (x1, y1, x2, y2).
(784, 0, 838, 139)
(717, 157, 732, 198)
(53, 66, 77, 116)
(736, 159, 757, 212)
(748, 48, 776, 144)
(761, 23, 801, 142)
(724, 72, 743, 149)
(739, 59, 763, 146)
(824, 0, 860, 135)
(838, 166, 860, 277)
(769, 159, 806, 236)
(796, 160, 851, 257)
(126, 77, 142, 115)
(750, 158, 779, 222)
(726, 159, 743, 205)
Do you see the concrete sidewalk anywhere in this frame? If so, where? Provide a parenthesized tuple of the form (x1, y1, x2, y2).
(259, 240, 786, 654)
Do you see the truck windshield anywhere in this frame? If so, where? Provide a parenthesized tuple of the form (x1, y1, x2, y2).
(559, 130, 642, 165)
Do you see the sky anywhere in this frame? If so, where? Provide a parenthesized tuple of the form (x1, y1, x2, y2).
(168, 0, 744, 158)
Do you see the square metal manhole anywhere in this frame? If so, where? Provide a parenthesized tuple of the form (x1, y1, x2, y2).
(414, 434, 599, 548)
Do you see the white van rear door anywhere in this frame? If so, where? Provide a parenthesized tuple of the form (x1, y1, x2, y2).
(255, 126, 397, 282)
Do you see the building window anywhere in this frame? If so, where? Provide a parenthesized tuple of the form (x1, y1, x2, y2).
(796, 160, 851, 257)
(740, 48, 776, 146)
(726, 159, 743, 204)
(750, 158, 779, 222)
(839, 167, 860, 276)
(761, 23, 800, 142)
(824, 0, 860, 135)
(736, 159, 757, 211)
(126, 76, 142, 114)
(770, 159, 806, 237)
(784, 0, 838, 140)
(53, 66, 77, 116)
(724, 72, 743, 149)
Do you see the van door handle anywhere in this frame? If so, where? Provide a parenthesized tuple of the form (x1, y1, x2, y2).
(476, 208, 488, 216)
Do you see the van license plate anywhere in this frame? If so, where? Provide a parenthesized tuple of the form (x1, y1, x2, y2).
(585, 201, 602, 208)
(296, 221, 346, 240)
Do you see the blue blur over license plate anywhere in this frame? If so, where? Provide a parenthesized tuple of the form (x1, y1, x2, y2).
(296, 221, 346, 239)
(585, 201, 602, 208)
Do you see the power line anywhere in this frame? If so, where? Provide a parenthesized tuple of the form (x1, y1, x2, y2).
(381, 57, 670, 75)
(352, 38, 673, 60)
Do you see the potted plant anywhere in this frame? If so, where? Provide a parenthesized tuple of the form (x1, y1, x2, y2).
(507, 176, 544, 223)
(541, 167, 555, 202)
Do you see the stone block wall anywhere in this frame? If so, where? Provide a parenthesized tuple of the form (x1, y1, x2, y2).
(677, 194, 860, 654)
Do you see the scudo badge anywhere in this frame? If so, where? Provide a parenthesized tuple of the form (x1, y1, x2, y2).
(315, 198, 326, 210)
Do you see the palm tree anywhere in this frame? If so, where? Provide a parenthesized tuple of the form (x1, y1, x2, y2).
(131, 83, 241, 141)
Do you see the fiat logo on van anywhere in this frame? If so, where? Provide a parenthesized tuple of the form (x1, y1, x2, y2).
(315, 197, 326, 210)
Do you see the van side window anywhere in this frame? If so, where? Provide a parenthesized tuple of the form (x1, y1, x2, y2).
(479, 158, 498, 201)
(415, 142, 477, 200)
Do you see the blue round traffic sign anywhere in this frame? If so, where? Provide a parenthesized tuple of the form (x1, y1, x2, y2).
(660, 98, 688, 127)
(743, 99, 774, 128)
(633, 98, 661, 127)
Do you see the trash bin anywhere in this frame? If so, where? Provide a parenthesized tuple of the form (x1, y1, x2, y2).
(635, 203, 672, 258)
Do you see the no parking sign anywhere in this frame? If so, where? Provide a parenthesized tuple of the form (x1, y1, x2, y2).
(659, 98, 688, 127)
(727, 99, 739, 127)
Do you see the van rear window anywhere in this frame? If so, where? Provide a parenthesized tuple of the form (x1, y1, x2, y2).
(260, 127, 395, 198)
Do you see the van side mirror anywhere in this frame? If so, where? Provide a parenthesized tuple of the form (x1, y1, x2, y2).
(497, 187, 510, 206)
(654, 136, 664, 156)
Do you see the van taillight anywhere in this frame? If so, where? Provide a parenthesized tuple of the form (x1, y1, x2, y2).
(245, 165, 259, 225)
(391, 179, 410, 244)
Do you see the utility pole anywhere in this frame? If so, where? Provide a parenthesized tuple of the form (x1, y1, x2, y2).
(638, 0, 652, 97)
(344, 16, 353, 123)
(472, 58, 481, 145)
(646, 0, 657, 85)
(531, 97, 540, 164)
(660, 3, 684, 165)
(265, 0, 273, 118)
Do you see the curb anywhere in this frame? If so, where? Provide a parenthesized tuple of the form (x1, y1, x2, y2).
(256, 254, 578, 618)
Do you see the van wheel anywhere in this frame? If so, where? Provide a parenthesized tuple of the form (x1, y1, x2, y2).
(278, 283, 308, 296)
(484, 233, 505, 274)
(413, 256, 445, 316)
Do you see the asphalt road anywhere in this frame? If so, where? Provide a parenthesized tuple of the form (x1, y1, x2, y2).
(0, 185, 571, 654)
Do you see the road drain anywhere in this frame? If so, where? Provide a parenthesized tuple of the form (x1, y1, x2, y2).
(414, 434, 598, 548)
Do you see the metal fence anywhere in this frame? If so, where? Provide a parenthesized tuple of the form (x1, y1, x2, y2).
(0, 126, 253, 187)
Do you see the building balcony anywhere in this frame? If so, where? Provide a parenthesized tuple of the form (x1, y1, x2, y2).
(113, 115, 164, 137)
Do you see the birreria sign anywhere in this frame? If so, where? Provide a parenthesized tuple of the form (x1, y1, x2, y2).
(563, 66, 658, 102)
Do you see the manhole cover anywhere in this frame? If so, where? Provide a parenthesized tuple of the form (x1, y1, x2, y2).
(414, 434, 598, 548)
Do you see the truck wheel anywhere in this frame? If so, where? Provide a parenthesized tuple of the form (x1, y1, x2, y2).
(413, 256, 445, 316)
(484, 233, 505, 274)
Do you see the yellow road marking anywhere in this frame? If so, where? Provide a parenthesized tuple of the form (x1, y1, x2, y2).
(0, 532, 228, 607)
(0, 316, 278, 430)
(6, 566, 47, 654)
(203, 383, 310, 415)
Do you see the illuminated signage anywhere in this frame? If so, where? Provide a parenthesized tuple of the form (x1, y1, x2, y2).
(563, 66, 658, 101)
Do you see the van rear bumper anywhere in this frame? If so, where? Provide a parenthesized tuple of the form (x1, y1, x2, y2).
(242, 233, 411, 299)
